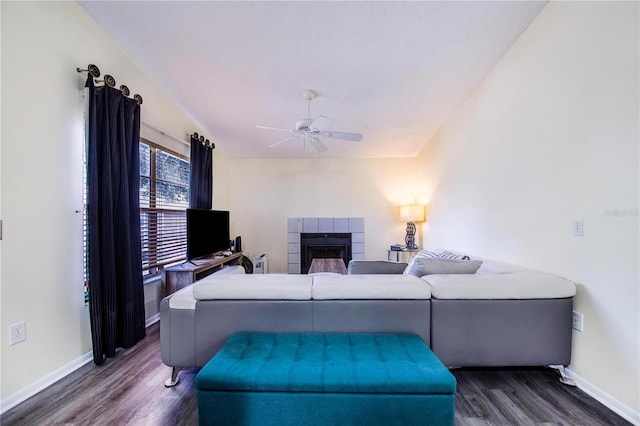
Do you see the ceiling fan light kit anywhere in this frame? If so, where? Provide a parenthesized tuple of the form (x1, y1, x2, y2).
(257, 89, 363, 152)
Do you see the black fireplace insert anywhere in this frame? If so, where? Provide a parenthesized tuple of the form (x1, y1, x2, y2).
(300, 233, 352, 274)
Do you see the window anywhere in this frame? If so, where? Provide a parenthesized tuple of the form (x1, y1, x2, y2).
(140, 140, 190, 276)
(83, 139, 189, 293)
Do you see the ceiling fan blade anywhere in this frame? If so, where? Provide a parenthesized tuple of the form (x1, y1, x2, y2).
(309, 115, 333, 132)
(256, 125, 295, 133)
(319, 131, 363, 142)
(268, 136, 300, 148)
(309, 136, 328, 153)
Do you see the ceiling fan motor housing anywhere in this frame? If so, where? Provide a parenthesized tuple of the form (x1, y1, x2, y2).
(296, 119, 314, 132)
(301, 89, 316, 101)
(257, 89, 362, 151)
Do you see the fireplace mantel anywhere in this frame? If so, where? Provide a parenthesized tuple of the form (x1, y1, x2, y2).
(287, 217, 364, 274)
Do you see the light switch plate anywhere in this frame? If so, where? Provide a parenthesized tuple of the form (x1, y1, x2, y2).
(572, 219, 584, 237)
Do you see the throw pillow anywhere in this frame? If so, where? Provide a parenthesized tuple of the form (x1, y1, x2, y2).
(403, 249, 471, 274)
(405, 258, 483, 277)
(438, 250, 470, 260)
(415, 250, 442, 259)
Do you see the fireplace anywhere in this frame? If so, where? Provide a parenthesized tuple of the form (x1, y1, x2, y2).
(300, 233, 352, 274)
(287, 217, 364, 274)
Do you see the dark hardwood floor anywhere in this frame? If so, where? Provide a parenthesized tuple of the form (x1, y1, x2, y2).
(1, 323, 631, 426)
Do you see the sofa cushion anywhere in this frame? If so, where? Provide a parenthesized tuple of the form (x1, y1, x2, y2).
(168, 284, 197, 310)
(312, 274, 431, 300)
(405, 258, 483, 277)
(168, 265, 245, 309)
(424, 272, 576, 299)
(474, 259, 530, 275)
(193, 274, 312, 300)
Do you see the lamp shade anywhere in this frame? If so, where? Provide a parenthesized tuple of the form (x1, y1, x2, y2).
(399, 205, 425, 223)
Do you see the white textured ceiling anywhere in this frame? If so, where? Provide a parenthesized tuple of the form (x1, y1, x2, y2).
(79, 1, 546, 158)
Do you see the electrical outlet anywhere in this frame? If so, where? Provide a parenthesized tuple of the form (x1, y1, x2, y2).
(9, 321, 27, 345)
(572, 219, 584, 237)
(571, 311, 583, 332)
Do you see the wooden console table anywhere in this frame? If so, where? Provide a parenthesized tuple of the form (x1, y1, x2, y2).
(163, 252, 243, 296)
(308, 258, 347, 274)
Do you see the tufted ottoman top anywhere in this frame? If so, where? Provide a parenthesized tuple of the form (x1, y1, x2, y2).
(196, 332, 456, 394)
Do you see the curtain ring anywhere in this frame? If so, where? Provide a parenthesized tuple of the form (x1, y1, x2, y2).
(76, 64, 101, 78)
(133, 94, 143, 105)
(120, 85, 130, 96)
(95, 74, 116, 87)
(192, 133, 214, 149)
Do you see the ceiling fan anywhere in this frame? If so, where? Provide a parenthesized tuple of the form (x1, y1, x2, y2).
(256, 90, 363, 152)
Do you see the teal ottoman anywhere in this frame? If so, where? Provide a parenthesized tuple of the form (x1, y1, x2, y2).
(196, 333, 456, 426)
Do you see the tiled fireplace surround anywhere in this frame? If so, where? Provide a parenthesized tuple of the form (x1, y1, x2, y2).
(287, 217, 365, 274)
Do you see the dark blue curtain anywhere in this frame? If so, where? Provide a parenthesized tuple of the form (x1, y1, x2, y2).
(189, 136, 212, 209)
(86, 76, 146, 365)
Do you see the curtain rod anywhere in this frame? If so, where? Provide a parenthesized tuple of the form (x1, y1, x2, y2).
(141, 121, 190, 146)
(76, 63, 143, 104)
(77, 64, 208, 149)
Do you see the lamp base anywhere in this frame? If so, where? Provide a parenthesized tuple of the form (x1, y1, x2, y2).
(405, 238, 418, 250)
(405, 221, 418, 250)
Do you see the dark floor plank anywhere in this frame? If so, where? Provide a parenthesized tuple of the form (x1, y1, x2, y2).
(1, 324, 632, 426)
(452, 367, 631, 426)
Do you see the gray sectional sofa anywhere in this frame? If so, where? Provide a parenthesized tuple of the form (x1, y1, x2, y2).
(160, 254, 576, 386)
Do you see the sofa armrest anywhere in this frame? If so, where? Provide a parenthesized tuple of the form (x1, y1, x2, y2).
(347, 260, 407, 275)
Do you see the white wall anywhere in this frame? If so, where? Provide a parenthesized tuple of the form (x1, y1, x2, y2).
(228, 158, 420, 272)
(213, 149, 232, 211)
(3, 0, 637, 420)
(417, 1, 639, 419)
(0, 1, 228, 406)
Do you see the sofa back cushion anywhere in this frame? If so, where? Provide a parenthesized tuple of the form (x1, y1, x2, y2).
(424, 272, 576, 299)
(312, 274, 431, 300)
(193, 274, 313, 300)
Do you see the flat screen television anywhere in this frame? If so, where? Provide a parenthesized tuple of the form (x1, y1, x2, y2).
(186, 209, 230, 260)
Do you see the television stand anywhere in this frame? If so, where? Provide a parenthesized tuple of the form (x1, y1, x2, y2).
(163, 252, 243, 296)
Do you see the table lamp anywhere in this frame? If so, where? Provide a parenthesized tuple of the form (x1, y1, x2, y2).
(399, 205, 425, 250)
